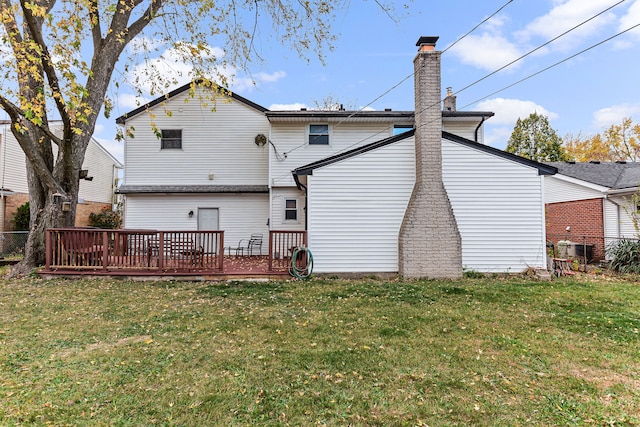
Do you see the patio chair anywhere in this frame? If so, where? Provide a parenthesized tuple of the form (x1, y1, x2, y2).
(227, 233, 263, 256)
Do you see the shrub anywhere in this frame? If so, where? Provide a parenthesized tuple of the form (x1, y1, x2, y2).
(12, 202, 30, 231)
(88, 206, 122, 229)
(606, 239, 640, 274)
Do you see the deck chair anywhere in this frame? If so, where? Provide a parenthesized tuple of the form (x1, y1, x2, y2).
(227, 233, 263, 256)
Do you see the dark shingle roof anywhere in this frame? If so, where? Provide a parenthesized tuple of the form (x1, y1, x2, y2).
(546, 162, 640, 189)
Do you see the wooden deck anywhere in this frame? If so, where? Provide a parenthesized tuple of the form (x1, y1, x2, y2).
(41, 228, 307, 279)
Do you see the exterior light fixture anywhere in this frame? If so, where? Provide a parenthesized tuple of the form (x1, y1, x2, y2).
(188, 210, 194, 218)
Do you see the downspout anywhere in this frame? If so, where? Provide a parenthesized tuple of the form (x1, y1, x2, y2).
(474, 116, 488, 143)
(293, 173, 308, 231)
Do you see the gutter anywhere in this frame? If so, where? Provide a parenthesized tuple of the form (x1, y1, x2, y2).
(474, 115, 489, 143)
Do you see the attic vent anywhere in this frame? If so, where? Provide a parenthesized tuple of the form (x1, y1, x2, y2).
(255, 133, 267, 147)
(616, 160, 627, 164)
(590, 160, 601, 164)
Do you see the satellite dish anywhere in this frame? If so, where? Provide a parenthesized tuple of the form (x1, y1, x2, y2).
(255, 133, 267, 147)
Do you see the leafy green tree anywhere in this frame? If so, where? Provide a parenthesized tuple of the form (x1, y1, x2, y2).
(506, 112, 569, 162)
(0, 0, 398, 274)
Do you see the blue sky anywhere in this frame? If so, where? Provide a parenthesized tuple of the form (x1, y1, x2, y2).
(98, 0, 640, 161)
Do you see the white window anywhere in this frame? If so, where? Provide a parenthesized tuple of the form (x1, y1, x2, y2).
(309, 124, 329, 145)
(161, 129, 182, 149)
(285, 199, 298, 221)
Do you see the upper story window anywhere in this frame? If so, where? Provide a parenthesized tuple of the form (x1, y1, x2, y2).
(309, 124, 329, 145)
(393, 125, 413, 136)
(161, 129, 182, 149)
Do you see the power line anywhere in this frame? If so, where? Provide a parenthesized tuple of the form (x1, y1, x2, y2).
(454, 0, 627, 96)
(441, 0, 515, 54)
(460, 20, 640, 111)
(281, 0, 516, 157)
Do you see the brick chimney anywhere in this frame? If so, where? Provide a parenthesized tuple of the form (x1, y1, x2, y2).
(398, 36, 462, 279)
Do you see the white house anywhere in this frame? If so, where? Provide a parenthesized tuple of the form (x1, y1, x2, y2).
(117, 38, 556, 275)
(545, 161, 640, 261)
(0, 121, 123, 232)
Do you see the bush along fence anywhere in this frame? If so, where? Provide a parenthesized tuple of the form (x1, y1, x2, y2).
(0, 231, 28, 258)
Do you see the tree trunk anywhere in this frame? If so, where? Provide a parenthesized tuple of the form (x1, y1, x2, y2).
(9, 135, 81, 277)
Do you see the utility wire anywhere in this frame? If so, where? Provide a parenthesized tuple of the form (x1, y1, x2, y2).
(335, 19, 640, 156)
(281, 0, 516, 157)
(441, 0, 515, 54)
(460, 20, 640, 110)
(454, 0, 626, 96)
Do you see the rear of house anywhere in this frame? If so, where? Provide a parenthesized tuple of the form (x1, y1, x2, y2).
(294, 130, 554, 274)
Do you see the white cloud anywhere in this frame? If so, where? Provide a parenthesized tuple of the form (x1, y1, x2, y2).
(230, 70, 287, 93)
(476, 98, 558, 125)
(619, 0, 640, 37)
(518, 0, 619, 50)
(129, 44, 286, 95)
(268, 103, 308, 111)
(483, 126, 513, 149)
(448, 33, 522, 71)
(592, 103, 640, 129)
(117, 93, 151, 110)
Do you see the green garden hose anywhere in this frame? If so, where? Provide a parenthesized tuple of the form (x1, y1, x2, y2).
(289, 245, 314, 279)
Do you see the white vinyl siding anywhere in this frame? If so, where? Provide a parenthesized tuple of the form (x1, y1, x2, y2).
(270, 122, 393, 187)
(306, 138, 415, 273)
(608, 195, 639, 239)
(0, 124, 120, 204)
(305, 136, 548, 274)
(442, 140, 546, 273)
(123, 193, 269, 248)
(270, 187, 305, 229)
(442, 120, 481, 142)
(123, 88, 269, 187)
(78, 140, 120, 203)
(544, 176, 604, 203)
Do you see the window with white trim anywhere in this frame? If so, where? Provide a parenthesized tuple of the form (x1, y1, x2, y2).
(309, 124, 329, 145)
(285, 199, 298, 221)
(161, 129, 182, 149)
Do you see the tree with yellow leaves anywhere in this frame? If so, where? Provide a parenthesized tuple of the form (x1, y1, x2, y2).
(564, 118, 640, 162)
(0, 0, 400, 274)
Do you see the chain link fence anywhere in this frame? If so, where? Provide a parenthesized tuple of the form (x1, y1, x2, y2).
(0, 231, 28, 258)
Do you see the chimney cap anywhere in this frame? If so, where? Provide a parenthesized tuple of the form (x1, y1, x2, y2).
(416, 36, 439, 47)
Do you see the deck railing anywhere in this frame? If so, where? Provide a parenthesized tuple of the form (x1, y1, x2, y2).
(46, 228, 224, 273)
(268, 230, 307, 272)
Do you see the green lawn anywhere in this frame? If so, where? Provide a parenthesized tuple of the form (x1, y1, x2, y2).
(1, 273, 639, 426)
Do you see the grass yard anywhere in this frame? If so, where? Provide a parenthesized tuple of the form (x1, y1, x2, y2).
(1, 273, 639, 426)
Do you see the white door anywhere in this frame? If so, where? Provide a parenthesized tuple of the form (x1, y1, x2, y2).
(197, 208, 220, 254)
(197, 208, 219, 230)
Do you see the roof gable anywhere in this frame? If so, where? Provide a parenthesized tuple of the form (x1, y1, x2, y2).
(294, 130, 557, 177)
(115, 81, 268, 124)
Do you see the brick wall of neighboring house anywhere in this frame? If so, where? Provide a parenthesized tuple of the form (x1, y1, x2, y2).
(546, 198, 605, 261)
(3, 193, 111, 231)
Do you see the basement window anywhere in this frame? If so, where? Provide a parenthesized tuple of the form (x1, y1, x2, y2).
(309, 124, 329, 145)
(161, 129, 182, 149)
(285, 199, 298, 221)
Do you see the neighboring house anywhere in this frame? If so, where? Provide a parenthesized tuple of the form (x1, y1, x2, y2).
(117, 38, 555, 274)
(0, 121, 123, 232)
(545, 161, 640, 261)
